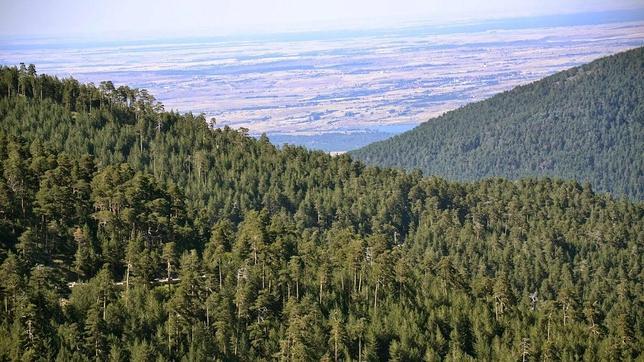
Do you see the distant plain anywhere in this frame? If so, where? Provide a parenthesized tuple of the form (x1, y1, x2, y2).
(2, 12, 643, 151)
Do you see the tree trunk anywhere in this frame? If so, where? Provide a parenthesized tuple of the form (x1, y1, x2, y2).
(167, 260, 171, 290)
(547, 317, 551, 341)
(353, 269, 357, 293)
(374, 281, 379, 314)
(334, 337, 338, 362)
(218, 260, 223, 289)
(125, 262, 130, 304)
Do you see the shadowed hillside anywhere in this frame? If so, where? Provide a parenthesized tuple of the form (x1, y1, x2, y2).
(351, 47, 644, 200)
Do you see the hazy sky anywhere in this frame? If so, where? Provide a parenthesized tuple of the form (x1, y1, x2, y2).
(1, 0, 643, 39)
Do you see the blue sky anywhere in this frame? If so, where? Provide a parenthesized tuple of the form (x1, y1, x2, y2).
(1, 0, 643, 39)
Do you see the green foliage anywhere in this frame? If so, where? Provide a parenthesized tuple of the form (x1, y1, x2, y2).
(0, 63, 641, 361)
(351, 47, 644, 200)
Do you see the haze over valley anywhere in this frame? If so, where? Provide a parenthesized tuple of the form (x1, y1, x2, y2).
(2, 11, 643, 151)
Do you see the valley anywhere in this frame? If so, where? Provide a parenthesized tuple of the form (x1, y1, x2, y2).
(2, 15, 643, 151)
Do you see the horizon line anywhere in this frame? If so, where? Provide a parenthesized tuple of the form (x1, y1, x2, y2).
(1, 8, 643, 49)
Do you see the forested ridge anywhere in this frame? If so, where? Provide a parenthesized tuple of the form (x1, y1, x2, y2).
(350, 47, 644, 200)
(0, 64, 642, 361)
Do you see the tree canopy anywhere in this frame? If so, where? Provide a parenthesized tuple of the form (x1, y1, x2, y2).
(351, 47, 644, 200)
(0, 62, 642, 361)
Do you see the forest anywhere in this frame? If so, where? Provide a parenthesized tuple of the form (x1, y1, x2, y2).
(0, 63, 642, 361)
(351, 47, 644, 201)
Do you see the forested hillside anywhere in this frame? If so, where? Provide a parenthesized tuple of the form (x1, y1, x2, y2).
(351, 47, 644, 200)
(0, 64, 642, 361)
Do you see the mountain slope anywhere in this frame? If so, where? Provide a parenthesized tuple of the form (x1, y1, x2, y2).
(0, 65, 642, 360)
(351, 47, 644, 200)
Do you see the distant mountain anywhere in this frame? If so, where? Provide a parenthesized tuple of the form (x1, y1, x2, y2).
(351, 47, 644, 200)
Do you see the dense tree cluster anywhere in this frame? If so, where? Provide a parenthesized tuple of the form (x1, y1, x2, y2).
(0, 64, 642, 361)
(351, 47, 644, 200)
